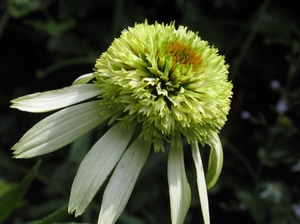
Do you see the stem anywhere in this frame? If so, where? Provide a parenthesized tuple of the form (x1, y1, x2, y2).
(230, 0, 272, 80)
(0, 9, 10, 40)
(26, 204, 69, 224)
(0, 159, 68, 197)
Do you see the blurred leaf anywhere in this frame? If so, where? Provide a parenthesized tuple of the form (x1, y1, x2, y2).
(259, 181, 291, 205)
(119, 211, 146, 224)
(37, 57, 96, 79)
(52, 223, 92, 224)
(68, 129, 93, 164)
(253, 12, 289, 37)
(24, 204, 69, 224)
(7, 0, 41, 18)
(257, 147, 277, 167)
(24, 19, 77, 37)
(235, 190, 265, 224)
(28, 199, 68, 218)
(0, 178, 16, 199)
(0, 160, 41, 223)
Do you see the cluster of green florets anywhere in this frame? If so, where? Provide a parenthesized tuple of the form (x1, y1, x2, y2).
(94, 21, 232, 152)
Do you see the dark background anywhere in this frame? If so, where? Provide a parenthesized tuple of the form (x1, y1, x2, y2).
(0, 0, 300, 223)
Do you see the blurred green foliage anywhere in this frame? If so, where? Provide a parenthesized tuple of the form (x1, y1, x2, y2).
(0, 161, 40, 223)
(0, 0, 300, 223)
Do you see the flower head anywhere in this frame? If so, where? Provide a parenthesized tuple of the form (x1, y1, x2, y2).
(95, 21, 231, 152)
(11, 21, 232, 224)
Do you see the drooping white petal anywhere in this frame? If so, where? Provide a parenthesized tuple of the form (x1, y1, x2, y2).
(168, 140, 191, 224)
(10, 84, 101, 113)
(191, 142, 210, 224)
(72, 73, 95, 85)
(68, 122, 134, 217)
(98, 137, 151, 224)
(12, 100, 103, 158)
(206, 133, 223, 189)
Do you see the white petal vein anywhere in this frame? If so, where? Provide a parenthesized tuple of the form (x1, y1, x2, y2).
(68, 122, 135, 217)
(191, 142, 210, 224)
(168, 140, 191, 224)
(10, 84, 101, 112)
(98, 137, 151, 224)
(12, 100, 103, 158)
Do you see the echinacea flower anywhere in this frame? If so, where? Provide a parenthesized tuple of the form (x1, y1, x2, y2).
(11, 21, 233, 224)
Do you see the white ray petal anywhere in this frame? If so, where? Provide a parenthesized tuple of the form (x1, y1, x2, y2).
(206, 133, 223, 189)
(98, 138, 151, 224)
(72, 73, 95, 85)
(191, 142, 210, 224)
(168, 140, 191, 224)
(10, 84, 101, 112)
(12, 100, 103, 158)
(68, 122, 134, 217)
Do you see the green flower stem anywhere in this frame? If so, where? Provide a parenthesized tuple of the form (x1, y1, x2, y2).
(26, 204, 69, 224)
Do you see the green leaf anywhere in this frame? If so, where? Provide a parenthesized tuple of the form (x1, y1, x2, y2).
(26, 222, 92, 224)
(235, 190, 265, 224)
(119, 211, 146, 224)
(0, 178, 17, 199)
(0, 160, 41, 223)
(53, 223, 92, 224)
(24, 204, 69, 224)
(24, 19, 77, 37)
(7, 0, 41, 18)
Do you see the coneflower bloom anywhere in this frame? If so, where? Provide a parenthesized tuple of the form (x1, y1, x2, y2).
(11, 21, 233, 224)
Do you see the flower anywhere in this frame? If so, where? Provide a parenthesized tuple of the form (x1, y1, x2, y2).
(270, 79, 281, 90)
(276, 98, 288, 114)
(11, 21, 233, 224)
(240, 110, 251, 120)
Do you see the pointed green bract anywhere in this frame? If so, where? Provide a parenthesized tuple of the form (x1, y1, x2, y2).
(72, 73, 95, 85)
